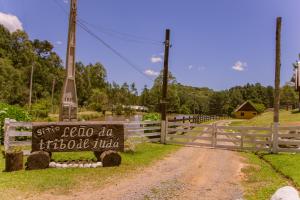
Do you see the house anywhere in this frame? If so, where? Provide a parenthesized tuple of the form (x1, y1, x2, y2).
(234, 101, 259, 119)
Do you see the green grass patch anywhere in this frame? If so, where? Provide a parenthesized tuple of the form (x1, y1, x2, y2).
(241, 153, 288, 200)
(263, 153, 300, 188)
(231, 110, 300, 127)
(0, 143, 179, 199)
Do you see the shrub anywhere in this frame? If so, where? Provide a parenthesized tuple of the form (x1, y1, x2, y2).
(143, 113, 160, 121)
(0, 102, 31, 144)
(30, 98, 52, 118)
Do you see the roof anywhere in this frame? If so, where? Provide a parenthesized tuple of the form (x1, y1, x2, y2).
(234, 101, 259, 113)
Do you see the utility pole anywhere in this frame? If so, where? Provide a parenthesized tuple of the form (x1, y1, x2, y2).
(274, 17, 282, 123)
(59, 0, 78, 121)
(272, 17, 282, 153)
(160, 29, 170, 144)
(28, 63, 34, 110)
(161, 29, 170, 121)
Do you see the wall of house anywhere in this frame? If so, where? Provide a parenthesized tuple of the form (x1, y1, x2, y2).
(234, 111, 257, 119)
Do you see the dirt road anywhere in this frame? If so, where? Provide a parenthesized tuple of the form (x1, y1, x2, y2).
(30, 121, 245, 200)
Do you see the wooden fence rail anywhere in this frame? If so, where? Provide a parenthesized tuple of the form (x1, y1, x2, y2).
(168, 115, 229, 124)
(3, 119, 161, 155)
(3, 118, 300, 154)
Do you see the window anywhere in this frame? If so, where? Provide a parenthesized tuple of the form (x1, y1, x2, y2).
(253, 113, 256, 115)
(241, 112, 244, 116)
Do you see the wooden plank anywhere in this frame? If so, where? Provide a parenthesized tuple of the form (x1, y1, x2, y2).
(242, 146, 271, 151)
(129, 132, 161, 138)
(9, 131, 32, 137)
(125, 121, 161, 125)
(167, 135, 212, 141)
(217, 126, 271, 131)
(215, 144, 240, 150)
(168, 122, 212, 128)
(216, 138, 240, 143)
(167, 141, 212, 147)
(10, 141, 31, 146)
(243, 140, 272, 145)
(277, 148, 300, 153)
(9, 122, 32, 128)
(278, 134, 300, 138)
(278, 126, 300, 130)
(127, 126, 161, 132)
(277, 140, 300, 145)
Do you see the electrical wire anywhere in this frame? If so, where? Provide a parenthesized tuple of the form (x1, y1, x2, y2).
(51, 0, 156, 81)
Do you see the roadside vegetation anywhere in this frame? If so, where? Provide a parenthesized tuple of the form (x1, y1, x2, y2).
(0, 143, 179, 199)
(233, 110, 300, 199)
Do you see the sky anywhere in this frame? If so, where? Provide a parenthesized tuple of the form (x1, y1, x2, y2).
(0, 0, 299, 92)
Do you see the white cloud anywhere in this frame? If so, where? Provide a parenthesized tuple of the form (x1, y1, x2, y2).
(151, 55, 163, 63)
(232, 61, 247, 71)
(56, 41, 62, 45)
(144, 69, 159, 77)
(0, 12, 23, 33)
(188, 65, 193, 70)
(63, 0, 69, 4)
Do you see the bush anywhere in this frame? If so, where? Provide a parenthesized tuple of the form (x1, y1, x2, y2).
(30, 98, 51, 118)
(143, 113, 160, 121)
(253, 103, 266, 114)
(0, 103, 31, 144)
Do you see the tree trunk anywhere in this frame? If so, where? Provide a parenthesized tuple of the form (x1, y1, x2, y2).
(5, 151, 23, 172)
(26, 151, 50, 170)
(100, 150, 121, 167)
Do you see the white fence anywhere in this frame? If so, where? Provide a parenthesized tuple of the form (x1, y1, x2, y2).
(3, 119, 161, 155)
(3, 119, 300, 154)
(165, 121, 300, 153)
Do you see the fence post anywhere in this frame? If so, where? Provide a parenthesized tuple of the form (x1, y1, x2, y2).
(272, 122, 279, 153)
(4, 118, 10, 153)
(160, 120, 167, 144)
(212, 123, 217, 148)
(240, 130, 245, 150)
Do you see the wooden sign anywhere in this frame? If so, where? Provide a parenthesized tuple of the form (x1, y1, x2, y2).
(32, 122, 124, 152)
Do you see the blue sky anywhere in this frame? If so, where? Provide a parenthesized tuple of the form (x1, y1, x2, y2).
(0, 0, 299, 92)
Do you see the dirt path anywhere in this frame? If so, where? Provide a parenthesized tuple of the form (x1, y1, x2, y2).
(29, 121, 245, 200)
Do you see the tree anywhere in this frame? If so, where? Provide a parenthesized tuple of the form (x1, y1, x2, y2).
(280, 85, 297, 110)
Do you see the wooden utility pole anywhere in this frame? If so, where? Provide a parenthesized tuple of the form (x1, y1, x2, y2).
(59, 0, 78, 121)
(274, 17, 282, 123)
(28, 64, 34, 110)
(161, 29, 170, 121)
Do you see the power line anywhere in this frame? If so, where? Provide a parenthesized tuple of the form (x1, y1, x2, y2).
(77, 20, 154, 81)
(78, 18, 163, 46)
(51, 0, 155, 81)
(52, 0, 162, 46)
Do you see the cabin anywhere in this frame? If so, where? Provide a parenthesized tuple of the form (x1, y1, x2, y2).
(234, 101, 259, 119)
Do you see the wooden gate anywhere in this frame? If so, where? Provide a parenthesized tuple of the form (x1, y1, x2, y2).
(166, 121, 273, 152)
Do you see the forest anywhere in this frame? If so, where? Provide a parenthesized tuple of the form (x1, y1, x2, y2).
(0, 24, 298, 118)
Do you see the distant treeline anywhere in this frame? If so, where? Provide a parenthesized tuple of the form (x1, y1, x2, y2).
(0, 24, 298, 117)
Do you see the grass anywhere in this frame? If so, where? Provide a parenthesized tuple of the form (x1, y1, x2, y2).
(263, 153, 300, 188)
(241, 153, 288, 200)
(0, 143, 179, 199)
(231, 110, 300, 199)
(231, 110, 300, 126)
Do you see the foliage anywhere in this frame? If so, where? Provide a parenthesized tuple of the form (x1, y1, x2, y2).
(0, 143, 178, 198)
(0, 103, 31, 143)
(143, 113, 161, 121)
(30, 98, 52, 118)
(252, 102, 266, 113)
